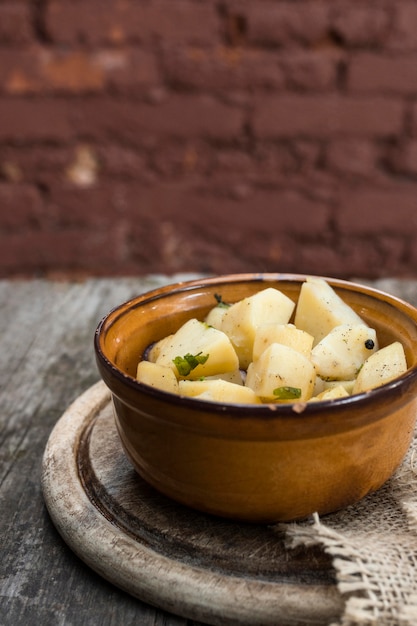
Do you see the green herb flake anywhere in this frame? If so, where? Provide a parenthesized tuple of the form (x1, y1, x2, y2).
(214, 293, 230, 309)
(173, 352, 209, 376)
(273, 386, 302, 400)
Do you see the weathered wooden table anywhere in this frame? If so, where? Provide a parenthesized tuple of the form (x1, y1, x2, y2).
(2, 275, 417, 626)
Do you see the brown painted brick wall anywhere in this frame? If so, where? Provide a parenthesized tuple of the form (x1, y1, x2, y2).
(1, 0, 417, 279)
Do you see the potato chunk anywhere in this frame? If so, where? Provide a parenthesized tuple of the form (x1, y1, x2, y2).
(245, 343, 316, 402)
(146, 334, 174, 363)
(309, 385, 350, 402)
(311, 324, 378, 381)
(294, 277, 366, 346)
(179, 379, 261, 404)
(136, 360, 179, 394)
(314, 377, 355, 396)
(203, 370, 244, 385)
(352, 341, 408, 394)
(155, 318, 239, 379)
(220, 288, 295, 369)
(253, 323, 313, 361)
(204, 304, 230, 330)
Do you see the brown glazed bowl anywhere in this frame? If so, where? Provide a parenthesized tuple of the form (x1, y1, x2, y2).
(94, 274, 417, 523)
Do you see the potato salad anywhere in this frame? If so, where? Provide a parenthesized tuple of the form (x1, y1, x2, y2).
(136, 277, 408, 405)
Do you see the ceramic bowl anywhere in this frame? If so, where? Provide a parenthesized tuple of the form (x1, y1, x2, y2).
(94, 274, 417, 523)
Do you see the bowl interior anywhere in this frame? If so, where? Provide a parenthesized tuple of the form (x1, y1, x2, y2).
(98, 274, 417, 386)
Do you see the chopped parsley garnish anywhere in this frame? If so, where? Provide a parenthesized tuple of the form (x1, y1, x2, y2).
(173, 352, 209, 376)
(214, 293, 230, 309)
(273, 386, 302, 400)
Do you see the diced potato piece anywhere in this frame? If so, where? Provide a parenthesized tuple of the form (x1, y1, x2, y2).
(204, 304, 230, 330)
(352, 341, 408, 394)
(313, 377, 356, 396)
(203, 369, 244, 385)
(313, 375, 326, 396)
(179, 379, 261, 404)
(309, 385, 350, 402)
(136, 360, 179, 394)
(253, 323, 314, 361)
(311, 324, 378, 381)
(146, 334, 174, 363)
(294, 277, 366, 346)
(245, 343, 316, 402)
(155, 318, 239, 379)
(220, 288, 295, 369)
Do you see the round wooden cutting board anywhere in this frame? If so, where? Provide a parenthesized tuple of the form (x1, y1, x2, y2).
(41, 382, 343, 626)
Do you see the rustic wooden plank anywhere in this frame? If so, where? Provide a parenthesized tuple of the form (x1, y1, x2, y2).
(0, 275, 202, 626)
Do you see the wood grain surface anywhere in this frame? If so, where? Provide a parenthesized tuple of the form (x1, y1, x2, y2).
(2, 275, 417, 626)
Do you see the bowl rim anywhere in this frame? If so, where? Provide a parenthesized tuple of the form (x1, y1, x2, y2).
(94, 272, 417, 418)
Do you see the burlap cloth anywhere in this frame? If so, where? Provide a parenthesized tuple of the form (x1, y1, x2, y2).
(280, 426, 417, 626)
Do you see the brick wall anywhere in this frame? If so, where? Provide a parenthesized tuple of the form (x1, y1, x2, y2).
(1, 0, 417, 279)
